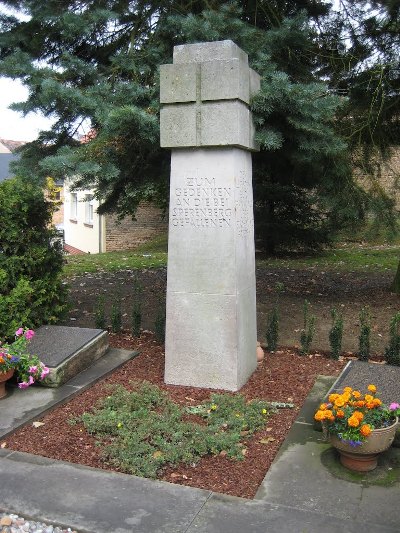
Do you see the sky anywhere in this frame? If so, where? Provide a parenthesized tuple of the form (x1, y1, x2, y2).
(0, 78, 55, 142)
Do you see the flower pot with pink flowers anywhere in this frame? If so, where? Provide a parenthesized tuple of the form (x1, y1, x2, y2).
(0, 327, 49, 398)
(314, 384, 400, 472)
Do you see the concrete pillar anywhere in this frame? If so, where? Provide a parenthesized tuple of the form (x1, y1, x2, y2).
(160, 40, 260, 391)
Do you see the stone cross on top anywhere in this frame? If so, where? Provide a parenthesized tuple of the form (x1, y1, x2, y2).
(160, 40, 260, 151)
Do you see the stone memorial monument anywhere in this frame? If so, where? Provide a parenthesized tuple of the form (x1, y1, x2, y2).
(160, 40, 260, 391)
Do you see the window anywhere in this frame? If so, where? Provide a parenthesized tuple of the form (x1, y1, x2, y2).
(85, 194, 94, 225)
(70, 193, 78, 220)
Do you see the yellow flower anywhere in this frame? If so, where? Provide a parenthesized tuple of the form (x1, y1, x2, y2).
(210, 404, 217, 411)
(365, 394, 374, 402)
(367, 384, 377, 393)
(117, 422, 123, 428)
(328, 393, 339, 403)
(352, 390, 361, 399)
(343, 387, 353, 393)
(319, 403, 328, 411)
(262, 408, 267, 415)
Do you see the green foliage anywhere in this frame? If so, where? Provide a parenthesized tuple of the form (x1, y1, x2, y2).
(385, 312, 400, 366)
(154, 305, 166, 344)
(111, 294, 122, 333)
(358, 306, 371, 361)
(77, 381, 272, 478)
(300, 300, 316, 355)
(0, 1, 359, 252)
(0, 177, 67, 340)
(131, 277, 143, 337)
(266, 282, 284, 351)
(94, 295, 106, 330)
(329, 308, 344, 360)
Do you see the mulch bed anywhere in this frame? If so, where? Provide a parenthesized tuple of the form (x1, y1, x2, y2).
(3, 332, 347, 499)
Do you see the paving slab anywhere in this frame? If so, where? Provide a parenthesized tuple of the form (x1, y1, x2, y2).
(0, 449, 212, 533)
(188, 492, 398, 533)
(256, 375, 400, 531)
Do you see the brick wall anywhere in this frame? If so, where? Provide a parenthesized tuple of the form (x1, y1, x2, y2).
(355, 147, 400, 206)
(105, 202, 167, 252)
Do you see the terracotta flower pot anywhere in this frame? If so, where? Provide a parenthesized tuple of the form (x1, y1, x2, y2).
(0, 368, 15, 399)
(330, 417, 399, 472)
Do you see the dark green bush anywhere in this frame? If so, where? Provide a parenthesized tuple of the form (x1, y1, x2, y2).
(385, 312, 400, 366)
(0, 177, 67, 339)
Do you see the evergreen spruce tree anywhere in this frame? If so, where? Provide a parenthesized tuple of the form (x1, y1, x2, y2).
(0, 1, 361, 250)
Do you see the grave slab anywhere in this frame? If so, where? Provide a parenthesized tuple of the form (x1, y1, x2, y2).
(328, 360, 400, 404)
(27, 325, 109, 387)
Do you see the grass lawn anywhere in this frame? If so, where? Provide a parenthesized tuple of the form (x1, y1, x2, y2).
(63, 233, 400, 277)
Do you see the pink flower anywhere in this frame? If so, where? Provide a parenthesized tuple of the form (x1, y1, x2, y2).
(29, 365, 38, 374)
(18, 381, 29, 389)
(15, 328, 24, 336)
(40, 366, 50, 379)
(389, 402, 400, 410)
(28, 376, 35, 385)
(24, 330, 35, 340)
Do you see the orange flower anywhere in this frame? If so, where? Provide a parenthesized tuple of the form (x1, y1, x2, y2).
(334, 397, 345, 408)
(336, 409, 345, 418)
(366, 402, 375, 409)
(343, 387, 353, 393)
(352, 390, 361, 399)
(319, 403, 328, 411)
(373, 398, 382, 407)
(367, 384, 377, 393)
(314, 410, 325, 421)
(360, 424, 372, 437)
(0, 357, 4, 364)
(323, 410, 333, 419)
(329, 393, 339, 403)
(365, 394, 374, 402)
(353, 411, 364, 421)
(348, 416, 360, 427)
(356, 400, 365, 408)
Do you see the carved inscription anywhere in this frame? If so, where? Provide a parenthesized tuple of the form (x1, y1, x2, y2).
(171, 176, 233, 228)
(236, 170, 252, 236)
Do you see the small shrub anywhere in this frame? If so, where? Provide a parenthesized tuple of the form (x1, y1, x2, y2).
(0, 177, 67, 340)
(111, 295, 122, 333)
(154, 305, 166, 344)
(300, 300, 316, 355)
(77, 381, 273, 478)
(266, 282, 284, 352)
(358, 306, 371, 361)
(385, 312, 400, 366)
(131, 277, 143, 337)
(94, 295, 106, 329)
(329, 308, 344, 360)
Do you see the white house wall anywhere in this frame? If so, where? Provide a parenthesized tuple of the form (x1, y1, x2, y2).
(64, 182, 105, 254)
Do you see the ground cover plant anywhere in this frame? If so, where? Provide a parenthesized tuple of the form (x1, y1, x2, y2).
(73, 381, 274, 478)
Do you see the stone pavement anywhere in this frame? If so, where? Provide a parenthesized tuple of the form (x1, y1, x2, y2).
(1, 359, 399, 533)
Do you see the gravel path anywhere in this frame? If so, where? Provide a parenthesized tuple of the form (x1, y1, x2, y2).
(0, 514, 78, 533)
